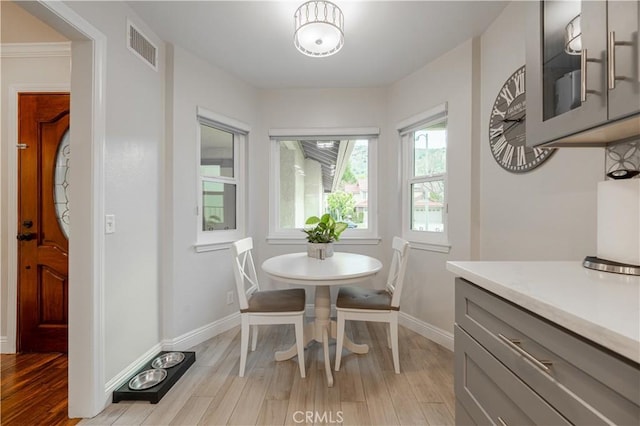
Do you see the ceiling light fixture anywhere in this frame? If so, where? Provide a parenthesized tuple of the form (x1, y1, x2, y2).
(294, 1, 344, 57)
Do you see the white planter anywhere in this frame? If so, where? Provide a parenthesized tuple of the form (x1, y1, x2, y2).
(307, 243, 334, 259)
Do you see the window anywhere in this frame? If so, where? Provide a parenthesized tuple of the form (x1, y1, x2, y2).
(399, 104, 450, 252)
(196, 107, 249, 251)
(268, 128, 379, 243)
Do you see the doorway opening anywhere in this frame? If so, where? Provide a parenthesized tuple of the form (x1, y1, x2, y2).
(3, 0, 107, 418)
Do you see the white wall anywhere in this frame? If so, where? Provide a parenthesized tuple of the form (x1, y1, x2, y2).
(387, 39, 478, 336)
(0, 0, 67, 43)
(479, 1, 603, 261)
(63, 1, 166, 382)
(164, 44, 258, 340)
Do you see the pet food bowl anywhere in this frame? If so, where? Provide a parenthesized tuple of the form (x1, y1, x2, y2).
(128, 369, 167, 390)
(151, 352, 185, 369)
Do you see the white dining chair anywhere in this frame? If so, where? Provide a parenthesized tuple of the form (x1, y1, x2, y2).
(334, 237, 410, 374)
(231, 237, 307, 378)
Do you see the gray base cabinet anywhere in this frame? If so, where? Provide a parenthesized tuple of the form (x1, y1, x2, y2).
(454, 278, 640, 425)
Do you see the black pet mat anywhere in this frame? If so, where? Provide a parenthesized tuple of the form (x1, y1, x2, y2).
(113, 351, 195, 404)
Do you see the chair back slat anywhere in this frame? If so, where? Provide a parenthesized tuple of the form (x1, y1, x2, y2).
(386, 237, 410, 309)
(231, 237, 260, 311)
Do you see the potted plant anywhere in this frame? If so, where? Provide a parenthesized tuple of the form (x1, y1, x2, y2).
(303, 213, 348, 259)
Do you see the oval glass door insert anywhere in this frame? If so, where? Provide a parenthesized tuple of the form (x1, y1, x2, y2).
(54, 129, 70, 239)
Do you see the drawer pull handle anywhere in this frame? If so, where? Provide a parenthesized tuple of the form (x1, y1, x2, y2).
(498, 333, 552, 373)
(497, 417, 508, 426)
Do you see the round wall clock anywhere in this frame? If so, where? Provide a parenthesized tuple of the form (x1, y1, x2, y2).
(489, 65, 554, 173)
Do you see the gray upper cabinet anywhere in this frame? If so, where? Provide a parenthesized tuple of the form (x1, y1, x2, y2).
(608, 1, 640, 120)
(526, 0, 639, 147)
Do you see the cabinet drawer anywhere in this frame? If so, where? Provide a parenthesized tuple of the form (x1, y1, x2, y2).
(455, 325, 570, 426)
(456, 278, 640, 425)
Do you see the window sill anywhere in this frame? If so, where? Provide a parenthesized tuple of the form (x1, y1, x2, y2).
(194, 241, 233, 253)
(408, 241, 451, 254)
(266, 236, 381, 245)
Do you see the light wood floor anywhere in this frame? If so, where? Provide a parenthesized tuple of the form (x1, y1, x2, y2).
(81, 322, 455, 425)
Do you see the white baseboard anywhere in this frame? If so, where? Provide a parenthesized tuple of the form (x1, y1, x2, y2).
(98, 310, 450, 409)
(0, 336, 14, 354)
(304, 304, 453, 351)
(103, 342, 163, 398)
(162, 312, 241, 352)
(100, 312, 241, 410)
(399, 312, 454, 351)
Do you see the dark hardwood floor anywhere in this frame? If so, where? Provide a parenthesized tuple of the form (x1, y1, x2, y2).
(1, 353, 80, 426)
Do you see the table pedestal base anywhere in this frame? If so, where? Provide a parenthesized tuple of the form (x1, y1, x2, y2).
(274, 285, 368, 387)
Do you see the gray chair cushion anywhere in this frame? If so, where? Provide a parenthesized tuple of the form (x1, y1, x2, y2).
(242, 288, 306, 313)
(336, 286, 398, 311)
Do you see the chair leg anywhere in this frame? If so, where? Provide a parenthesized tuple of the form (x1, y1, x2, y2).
(239, 315, 249, 377)
(251, 325, 258, 351)
(390, 316, 400, 374)
(334, 312, 345, 371)
(295, 317, 306, 378)
(386, 326, 392, 349)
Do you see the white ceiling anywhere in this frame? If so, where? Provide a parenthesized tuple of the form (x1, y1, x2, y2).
(128, 1, 508, 89)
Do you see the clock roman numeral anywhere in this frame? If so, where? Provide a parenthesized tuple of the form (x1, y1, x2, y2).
(489, 125, 504, 139)
(533, 147, 545, 157)
(513, 71, 525, 97)
(500, 86, 515, 106)
(517, 146, 526, 166)
(491, 135, 508, 156)
(492, 106, 506, 119)
(502, 144, 515, 166)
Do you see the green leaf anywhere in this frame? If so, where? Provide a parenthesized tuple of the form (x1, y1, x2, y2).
(333, 222, 348, 239)
(305, 216, 320, 225)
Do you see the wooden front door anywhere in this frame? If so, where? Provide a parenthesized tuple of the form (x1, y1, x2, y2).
(17, 93, 70, 353)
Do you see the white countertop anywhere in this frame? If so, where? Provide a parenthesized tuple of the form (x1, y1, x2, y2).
(446, 261, 640, 364)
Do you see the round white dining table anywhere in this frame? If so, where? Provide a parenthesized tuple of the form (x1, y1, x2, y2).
(261, 252, 383, 387)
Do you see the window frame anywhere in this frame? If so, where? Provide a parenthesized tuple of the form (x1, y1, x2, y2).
(195, 106, 249, 252)
(267, 127, 380, 245)
(398, 103, 451, 253)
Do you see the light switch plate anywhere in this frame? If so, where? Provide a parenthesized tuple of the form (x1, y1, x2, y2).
(105, 214, 116, 234)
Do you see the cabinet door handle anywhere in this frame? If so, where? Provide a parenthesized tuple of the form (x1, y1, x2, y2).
(580, 49, 588, 102)
(497, 417, 508, 426)
(498, 333, 552, 373)
(609, 31, 617, 90)
(608, 31, 634, 90)
(580, 49, 602, 103)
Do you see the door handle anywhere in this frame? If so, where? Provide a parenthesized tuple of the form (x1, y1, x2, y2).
(17, 232, 36, 241)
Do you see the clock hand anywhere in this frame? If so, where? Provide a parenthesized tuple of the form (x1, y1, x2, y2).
(502, 114, 526, 123)
(493, 120, 522, 138)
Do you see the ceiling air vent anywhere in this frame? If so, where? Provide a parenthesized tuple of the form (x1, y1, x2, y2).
(127, 20, 157, 71)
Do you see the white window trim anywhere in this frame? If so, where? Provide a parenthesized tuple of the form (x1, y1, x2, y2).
(268, 127, 380, 243)
(398, 103, 451, 253)
(195, 107, 249, 252)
